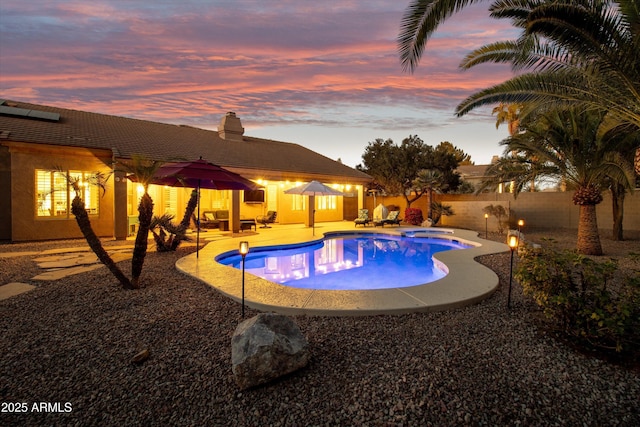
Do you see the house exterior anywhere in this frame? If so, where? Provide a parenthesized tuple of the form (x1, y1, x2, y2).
(456, 156, 504, 193)
(0, 100, 371, 242)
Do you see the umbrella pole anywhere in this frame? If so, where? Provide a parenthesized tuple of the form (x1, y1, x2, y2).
(196, 182, 201, 258)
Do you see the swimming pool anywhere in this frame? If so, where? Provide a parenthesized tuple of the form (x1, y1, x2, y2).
(216, 233, 471, 290)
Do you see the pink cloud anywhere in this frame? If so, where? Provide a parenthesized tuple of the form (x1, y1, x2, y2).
(1, 0, 515, 165)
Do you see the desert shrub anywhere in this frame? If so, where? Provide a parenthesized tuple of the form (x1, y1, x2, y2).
(404, 208, 423, 225)
(483, 204, 509, 233)
(431, 201, 454, 225)
(515, 244, 640, 352)
(150, 214, 191, 252)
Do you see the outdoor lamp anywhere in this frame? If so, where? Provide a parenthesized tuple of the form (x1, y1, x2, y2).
(484, 213, 489, 239)
(518, 219, 524, 235)
(239, 241, 249, 318)
(507, 235, 519, 309)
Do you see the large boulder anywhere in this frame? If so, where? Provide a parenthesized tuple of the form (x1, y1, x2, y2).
(231, 313, 310, 389)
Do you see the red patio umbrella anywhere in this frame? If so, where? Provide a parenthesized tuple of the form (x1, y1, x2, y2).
(132, 158, 261, 257)
(151, 158, 260, 191)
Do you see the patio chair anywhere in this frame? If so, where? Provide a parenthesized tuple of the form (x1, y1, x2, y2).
(200, 211, 220, 229)
(374, 210, 401, 227)
(385, 210, 401, 226)
(354, 209, 370, 227)
(256, 211, 277, 228)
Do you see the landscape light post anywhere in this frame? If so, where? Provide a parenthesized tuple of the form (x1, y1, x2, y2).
(239, 241, 249, 318)
(507, 235, 518, 309)
(484, 213, 489, 239)
(518, 219, 524, 236)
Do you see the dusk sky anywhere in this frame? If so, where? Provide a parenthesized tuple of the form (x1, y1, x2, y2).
(0, 1, 516, 168)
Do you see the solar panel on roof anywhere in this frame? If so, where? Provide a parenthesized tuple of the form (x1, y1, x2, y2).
(0, 105, 30, 117)
(27, 110, 60, 121)
(0, 105, 60, 122)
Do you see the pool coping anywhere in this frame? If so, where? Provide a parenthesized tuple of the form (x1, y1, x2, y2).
(175, 224, 509, 316)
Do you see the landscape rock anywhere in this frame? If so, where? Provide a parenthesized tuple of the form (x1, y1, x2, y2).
(231, 313, 310, 390)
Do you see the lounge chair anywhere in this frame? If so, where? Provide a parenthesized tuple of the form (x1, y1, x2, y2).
(385, 210, 401, 226)
(354, 209, 370, 227)
(200, 211, 221, 229)
(374, 210, 401, 227)
(256, 211, 277, 228)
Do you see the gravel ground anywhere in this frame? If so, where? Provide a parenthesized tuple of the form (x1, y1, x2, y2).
(1, 229, 638, 426)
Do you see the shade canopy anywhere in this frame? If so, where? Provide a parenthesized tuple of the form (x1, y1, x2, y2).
(150, 158, 260, 191)
(284, 181, 343, 236)
(284, 180, 343, 196)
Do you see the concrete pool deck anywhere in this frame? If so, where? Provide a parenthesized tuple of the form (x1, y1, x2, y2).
(176, 222, 509, 316)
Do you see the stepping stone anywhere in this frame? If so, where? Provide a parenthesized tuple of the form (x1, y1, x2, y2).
(0, 251, 40, 258)
(32, 264, 104, 281)
(35, 253, 99, 268)
(0, 282, 36, 300)
(39, 247, 91, 255)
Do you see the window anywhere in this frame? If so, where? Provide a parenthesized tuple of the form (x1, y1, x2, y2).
(317, 195, 336, 210)
(35, 170, 100, 218)
(162, 186, 178, 216)
(291, 194, 305, 211)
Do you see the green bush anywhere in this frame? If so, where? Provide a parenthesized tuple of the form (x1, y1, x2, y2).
(430, 201, 453, 225)
(515, 244, 640, 353)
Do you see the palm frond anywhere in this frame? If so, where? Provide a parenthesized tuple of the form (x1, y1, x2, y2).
(398, 0, 484, 72)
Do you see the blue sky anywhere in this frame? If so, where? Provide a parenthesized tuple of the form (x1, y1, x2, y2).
(0, 0, 515, 168)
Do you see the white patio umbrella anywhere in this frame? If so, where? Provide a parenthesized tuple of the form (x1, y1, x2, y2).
(284, 180, 344, 235)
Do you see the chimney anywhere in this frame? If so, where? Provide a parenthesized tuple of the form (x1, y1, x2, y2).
(218, 112, 244, 141)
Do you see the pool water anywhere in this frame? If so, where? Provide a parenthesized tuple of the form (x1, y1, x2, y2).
(216, 234, 471, 291)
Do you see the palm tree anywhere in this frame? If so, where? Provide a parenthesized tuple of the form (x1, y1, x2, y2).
(399, 0, 640, 178)
(479, 108, 636, 255)
(398, 0, 488, 72)
(67, 172, 134, 289)
(492, 102, 522, 136)
(118, 156, 165, 288)
(412, 169, 446, 220)
(455, 1, 640, 128)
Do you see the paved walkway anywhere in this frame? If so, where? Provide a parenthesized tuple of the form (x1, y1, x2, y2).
(176, 222, 509, 316)
(0, 230, 233, 301)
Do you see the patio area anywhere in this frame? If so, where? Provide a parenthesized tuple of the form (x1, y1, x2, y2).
(176, 221, 509, 315)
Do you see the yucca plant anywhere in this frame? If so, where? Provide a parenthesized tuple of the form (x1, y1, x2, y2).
(149, 189, 198, 252)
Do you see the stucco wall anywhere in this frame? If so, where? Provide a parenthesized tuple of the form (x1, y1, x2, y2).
(8, 143, 115, 242)
(365, 191, 640, 233)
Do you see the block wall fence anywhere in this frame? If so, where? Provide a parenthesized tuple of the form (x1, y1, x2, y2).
(364, 191, 640, 233)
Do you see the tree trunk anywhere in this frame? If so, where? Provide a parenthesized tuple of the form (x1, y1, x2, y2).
(576, 204, 603, 255)
(179, 189, 198, 228)
(611, 183, 625, 241)
(71, 196, 133, 289)
(131, 192, 153, 288)
(427, 189, 433, 219)
(170, 189, 198, 250)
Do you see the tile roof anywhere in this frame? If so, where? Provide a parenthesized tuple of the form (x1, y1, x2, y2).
(0, 100, 371, 183)
(456, 164, 491, 178)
